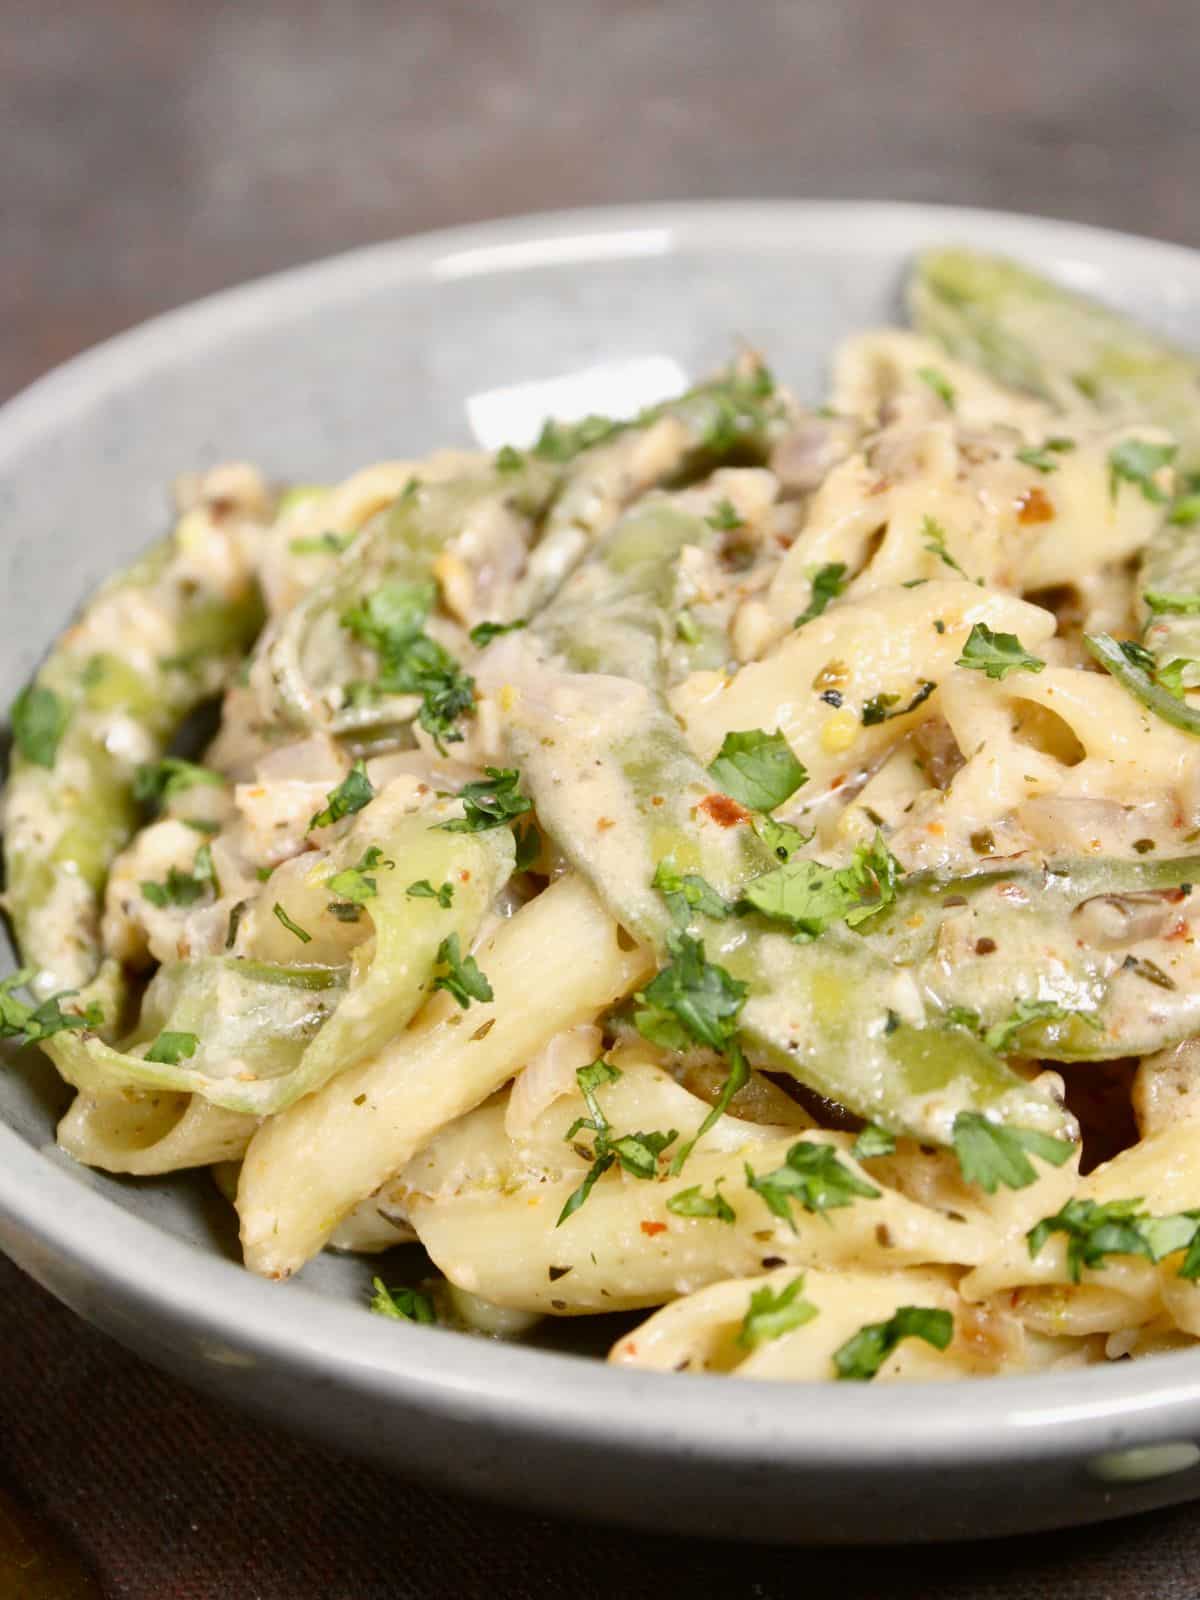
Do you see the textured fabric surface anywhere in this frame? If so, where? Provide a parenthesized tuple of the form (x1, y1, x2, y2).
(6, 0, 1200, 1593)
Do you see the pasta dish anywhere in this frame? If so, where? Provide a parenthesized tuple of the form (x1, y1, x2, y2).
(9, 249, 1200, 1383)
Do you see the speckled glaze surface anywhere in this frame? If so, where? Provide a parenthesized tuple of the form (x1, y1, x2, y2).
(5, 203, 1200, 1544)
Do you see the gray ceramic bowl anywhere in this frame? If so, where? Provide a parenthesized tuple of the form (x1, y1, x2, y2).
(5, 202, 1200, 1545)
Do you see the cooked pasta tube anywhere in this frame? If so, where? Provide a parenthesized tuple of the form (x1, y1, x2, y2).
(401, 1125, 995, 1315)
(56, 1090, 256, 1176)
(609, 1264, 1006, 1381)
(237, 873, 653, 1277)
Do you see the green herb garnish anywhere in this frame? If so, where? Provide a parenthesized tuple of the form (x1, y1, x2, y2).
(370, 1277, 437, 1324)
(310, 760, 375, 829)
(10, 684, 68, 768)
(916, 367, 955, 409)
(708, 729, 807, 812)
(745, 1140, 880, 1231)
(431, 933, 492, 1009)
(272, 902, 312, 944)
(737, 1277, 819, 1350)
(1109, 438, 1177, 504)
(952, 1111, 1075, 1194)
(833, 1306, 953, 1380)
(133, 757, 223, 811)
(141, 842, 216, 909)
(651, 859, 729, 925)
(406, 879, 454, 908)
(794, 562, 848, 629)
(956, 622, 1045, 681)
(144, 1030, 200, 1065)
(469, 618, 527, 647)
(666, 1179, 736, 1224)
(1015, 437, 1075, 473)
(437, 768, 532, 833)
(740, 831, 901, 940)
(326, 844, 394, 906)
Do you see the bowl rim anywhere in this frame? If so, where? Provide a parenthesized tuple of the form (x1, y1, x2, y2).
(6, 197, 1200, 1472)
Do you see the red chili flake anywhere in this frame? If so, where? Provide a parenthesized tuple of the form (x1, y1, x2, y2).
(975, 937, 997, 955)
(640, 1220, 667, 1237)
(830, 774, 846, 790)
(1016, 486, 1054, 524)
(699, 793, 751, 828)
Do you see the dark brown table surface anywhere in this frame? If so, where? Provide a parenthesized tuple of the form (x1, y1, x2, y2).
(5, 1, 1200, 1593)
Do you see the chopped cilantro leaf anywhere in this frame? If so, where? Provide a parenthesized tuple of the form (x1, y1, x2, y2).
(1015, 436, 1075, 473)
(1169, 494, 1200, 527)
(794, 562, 848, 629)
(514, 818, 542, 873)
(326, 845, 394, 905)
(495, 444, 525, 473)
(437, 768, 532, 833)
(708, 728, 807, 812)
(10, 684, 68, 768)
(0, 970, 102, 1045)
(370, 1277, 437, 1324)
(133, 757, 223, 811)
(1027, 1197, 1200, 1284)
(310, 760, 375, 829)
(666, 1179, 736, 1224)
(753, 815, 810, 862)
(956, 622, 1045, 681)
(737, 1276, 819, 1350)
(144, 1030, 199, 1065)
(916, 366, 956, 409)
(922, 516, 973, 582)
(952, 1112, 1075, 1194)
(1109, 439, 1177, 504)
(557, 1059, 676, 1224)
(634, 932, 750, 1173)
(852, 1122, 896, 1161)
(833, 1306, 953, 1380)
(706, 497, 744, 531)
(432, 933, 492, 1009)
(651, 859, 729, 925)
(608, 1128, 678, 1180)
(342, 579, 434, 655)
(745, 1140, 880, 1231)
(141, 842, 216, 909)
(983, 997, 1101, 1054)
(635, 932, 747, 1056)
(469, 618, 527, 647)
(273, 902, 312, 944)
(533, 413, 621, 463)
(406, 878, 454, 908)
(342, 580, 475, 750)
(740, 831, 902, 939)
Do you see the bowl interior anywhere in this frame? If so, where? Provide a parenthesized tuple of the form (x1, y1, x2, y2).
(8, 203, 1200, 1539)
